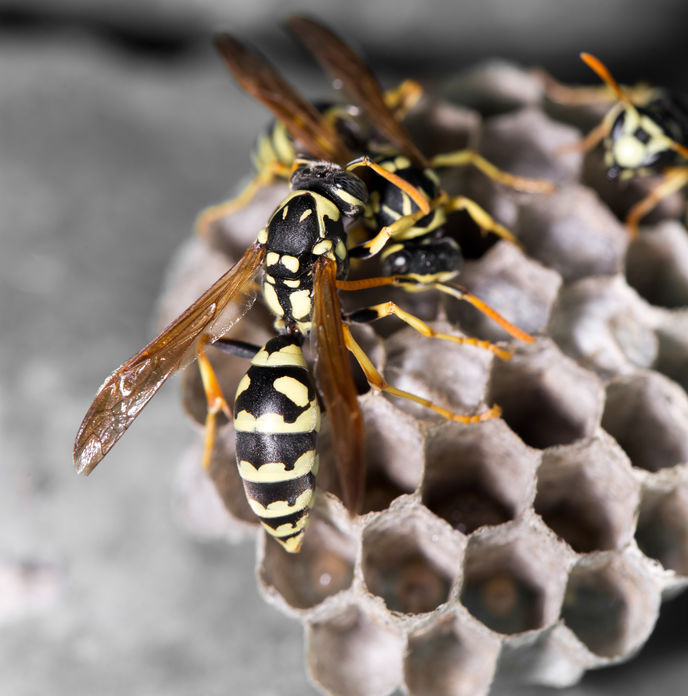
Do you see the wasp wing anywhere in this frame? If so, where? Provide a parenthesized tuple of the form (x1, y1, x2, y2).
(286, 15, 428, 168)
(312, 257, 364, 514)
(73, 242, 266, 475)
(214, 33, 352, 165)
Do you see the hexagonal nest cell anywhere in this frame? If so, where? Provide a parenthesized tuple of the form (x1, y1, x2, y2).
(159, 58, 688, 695)
(421, 419, 538, 534)
(361, 503, 463, 615)
(306, 604, 405, 696)
(635, 469, 688, 575)
(487, 339, 604, 449)
(259, 496, 357, 613)
(405, 613, 501, 696)
(561, 554, 660, 659)
(459, 520, 571, 636)
(534, 434, 640, 553)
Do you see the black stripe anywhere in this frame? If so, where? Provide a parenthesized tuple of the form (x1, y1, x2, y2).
(236, 431, 317, 471)
(259, 508, 310, 533)
(243, 473, 315, 510)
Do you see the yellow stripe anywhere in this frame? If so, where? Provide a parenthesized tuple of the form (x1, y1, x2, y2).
(248, 489, 314, 518)
(234, 406, 320, 434)
(274, 530, 306, 553)
(261, 514, 310, 538)
(234, 374, 251, 399)
(273, 375, 310, 407)
(251, 342, 306, 368)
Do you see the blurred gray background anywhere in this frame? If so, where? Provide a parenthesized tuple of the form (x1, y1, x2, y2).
(1, 1, 687, 694)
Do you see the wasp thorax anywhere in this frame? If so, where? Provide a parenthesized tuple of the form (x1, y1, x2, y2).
(290, 163, 368, 217)
(382, 236, 463, 280)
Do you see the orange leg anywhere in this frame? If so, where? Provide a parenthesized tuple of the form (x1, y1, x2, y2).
(342, 324, 501, 423)
(197, 336, 233, 470)
(441, 193, 519, 245)
(345, 300, 514, 360)
(195, 160, 292, 238)
(429, 149, 555, 194)
(626, 166, 688, 237)
(337, 275, 535, 345)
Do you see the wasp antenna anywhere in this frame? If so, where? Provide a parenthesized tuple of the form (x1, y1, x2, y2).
(580, 53, 629, 104)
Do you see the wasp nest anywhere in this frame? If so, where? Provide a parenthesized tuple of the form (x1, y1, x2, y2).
(159, 61, 688, 695)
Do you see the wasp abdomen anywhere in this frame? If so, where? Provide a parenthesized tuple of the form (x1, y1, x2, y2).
(233, 334, 320, 552)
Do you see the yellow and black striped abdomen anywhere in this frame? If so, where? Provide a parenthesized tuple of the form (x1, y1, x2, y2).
(233, 334, 320, 552)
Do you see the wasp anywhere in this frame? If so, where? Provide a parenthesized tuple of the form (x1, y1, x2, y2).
(194, 52, 423, 237)
(548, 53, 688, 235)
(74, 34, 523, 553)
(213, 19, 545, 341)
(281, 17, 553, 304)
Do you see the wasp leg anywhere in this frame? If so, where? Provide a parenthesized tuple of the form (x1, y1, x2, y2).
(557, 110, 618, 156)
(337, 275, 535, 344)
(211, 337, 262, 360)
(348, 207, 429, 259)
(197, 337, 234, 470)
(625, 166, 688, 237)
(346, 300, 513, 360)
(383, 78, 423, 119)
(341, 323, 501, 423)
(441, 193, 519, 245)
(195, 161, 292, 238)
(429, 149, 555, 194)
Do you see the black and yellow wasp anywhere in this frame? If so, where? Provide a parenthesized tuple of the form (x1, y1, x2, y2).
(213, 17, 548, 336)
(281, 17, 553, 301)
(548, 53, 688, 235)
(73, 26, 534, 554)
(195, 51, 423, 237)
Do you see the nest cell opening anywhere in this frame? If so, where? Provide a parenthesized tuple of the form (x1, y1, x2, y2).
(626, 221, 688, 309)
(602, 372, 688, 472)
(461, 564, 543, 635)
(534, 438, 639, 553)
(460, 539, 549, 635)
(459, 520, 571, 636)
(488, 341, 603, 449)
(444, 242, 561, 344)
(404, 614, 500, 696)
(421, 420, 536, 534)
(361, 511, 460, 615)
(561, 558, 658, 659)
(259, 511, 356, 611)
(307, 605, 404, 696)
(635, 484, 688, 576)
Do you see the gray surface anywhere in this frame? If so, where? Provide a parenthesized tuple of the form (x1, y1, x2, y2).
(1, 20, 688, 696)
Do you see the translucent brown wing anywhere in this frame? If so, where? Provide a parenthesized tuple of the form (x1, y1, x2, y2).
(73, 242, 266, 476)
(214, 33, 352, 165)
(312, 257, 364, 514)
(286, 15, 428, 168)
